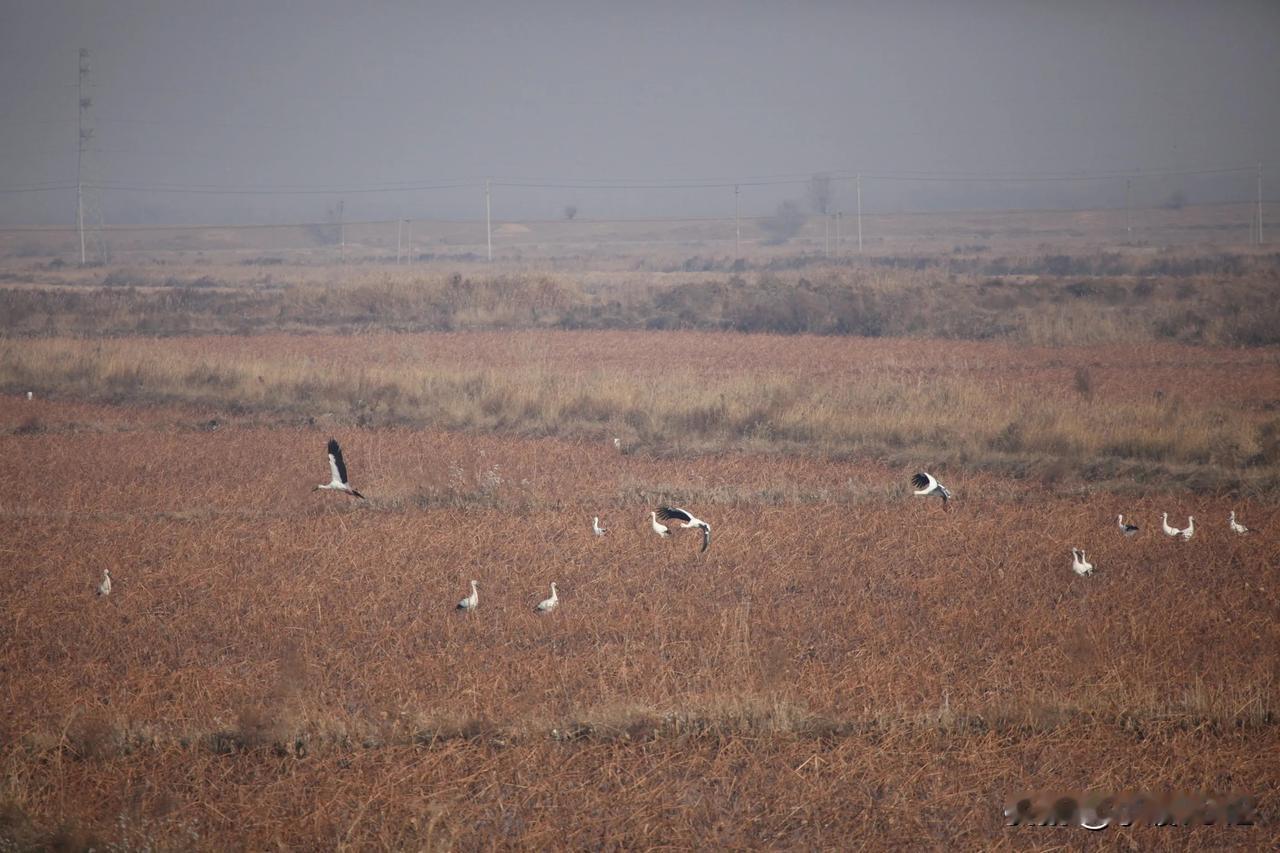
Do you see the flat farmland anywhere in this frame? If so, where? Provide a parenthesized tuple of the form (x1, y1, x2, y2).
(2, 327, 1279, 848)
(3, 249, 1280, 848)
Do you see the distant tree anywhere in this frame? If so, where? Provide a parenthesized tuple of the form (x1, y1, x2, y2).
(760, 200, 808, 244)
(563, 204, 578, 221)
(809, 172, 834, 215)
(305, 204, 342, 246)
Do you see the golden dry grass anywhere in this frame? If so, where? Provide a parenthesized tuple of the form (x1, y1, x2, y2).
(2, 412, 1278, 848)
(5, 332, 1279, 493)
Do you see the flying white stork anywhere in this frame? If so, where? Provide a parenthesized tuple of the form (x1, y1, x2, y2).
(1117, 514, 1139, 536)
(96, 569, 112, 597)
(1229, 511, 1249, 535)
(656, 506, 711, 552)
(911, 472, 952, 510)
(592, 516, 607, 536)
(1070, 548, 1094, 576)
(1160, 512, 1182, 537)
(314, 438, 365, 498)
(650, 511, 671, 539)
(456, 580, 479, 612)
(534, 582, 559, 613)
(1180, 516, 1195, 541)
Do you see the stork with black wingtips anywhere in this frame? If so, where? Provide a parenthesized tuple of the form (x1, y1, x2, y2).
(656, 506, 711, 552)
(314, 438, 365, 498)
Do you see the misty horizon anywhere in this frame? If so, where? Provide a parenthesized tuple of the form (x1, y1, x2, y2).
(1, 0, 1277, 226)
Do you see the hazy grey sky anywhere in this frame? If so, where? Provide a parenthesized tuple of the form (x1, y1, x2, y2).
(1, 0, 1277, 224)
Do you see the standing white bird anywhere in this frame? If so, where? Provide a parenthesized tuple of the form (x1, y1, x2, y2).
(314, 438, 365, 498)
(1071, 548, 1094, 576)
(656, 506, 711, 552)
(456, 579, 479, 612)
(911, 472, 952, 510)
(612, 437, 622, 450)
(1160, 512, 1182, 537)
(1180, 516, 1195, 541)
(1117, 514, 1140, 536)
(96, 569, 112, 597)
(650, 511, 671, 539)
(26, 391, 33, 401)
(592, 516, 607, 536)
(534, 582, 559, 613)
(1229, 511, 1249, 535)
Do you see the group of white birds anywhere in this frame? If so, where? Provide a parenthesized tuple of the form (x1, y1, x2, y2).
(896, 469, 1255, 580)
(1068, 509, 1251, 577)
(91, 441, 1255, 599)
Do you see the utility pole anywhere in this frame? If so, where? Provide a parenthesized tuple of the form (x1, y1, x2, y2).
(76, 49, 90, 265)
(734, 184, 740, 255)
(337, 199, 345, 261)
(1125, 178, 1132, 241)
(406, 219, 413, 264)
(1259, 163, 1264, 245)
(856, 173, 863, 254)
(396, 218, 402, 264)
(485, 179, 493, 262)
(836, 211, 842, 255)
(824, 214, 830, 256)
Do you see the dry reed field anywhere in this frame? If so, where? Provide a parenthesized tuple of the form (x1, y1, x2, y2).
(2, 248, 1279, 849)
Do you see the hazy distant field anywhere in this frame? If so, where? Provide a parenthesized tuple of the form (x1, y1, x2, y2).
(2, 244, 1278, 848)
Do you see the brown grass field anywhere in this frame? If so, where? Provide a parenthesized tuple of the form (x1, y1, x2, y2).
(2, 243, 1279, 849)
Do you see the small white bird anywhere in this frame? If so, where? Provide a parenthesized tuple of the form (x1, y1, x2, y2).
(456, 579, 479, 612)
(314, 438, 365, 498)
(1180, 516, 1195, 541)
(911, 472, 952, 511)
(656, 506, 711, 552)
(592, 516, 607, 536)
(650, 511, 671, 539)
(26, 391, 33, 401)
(1117, 514, 1140, 536)
(96, 569, 112, 597)
(1160, 512, 1182, 537)
(1071, 548, 1094, 576)
(612, 437, 622, 450)
(1229, 511, 1249, 535)
(534, 582, 559, 613)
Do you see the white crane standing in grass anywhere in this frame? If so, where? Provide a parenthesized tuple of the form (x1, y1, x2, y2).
(613, 437, 622, 451)
(592, 516, 607, 536)
(1229, 511, 1250, 535)
(96, 569, 111, 597)
(535, 582, 559, 613)
(456, 580, 479, 612)
(314, 438, 365, 499)
(1117, 514, 1140, 536)
(1160, 513, 1183, 538)
(911, 472, 952, 511)
(650, 511, 671, 539)
(1071, 548, 1094, 576)
(656, 506, 712, 552)
(1180, 516, 1195, 541)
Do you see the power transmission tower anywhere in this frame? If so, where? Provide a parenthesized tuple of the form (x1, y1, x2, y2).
(76, 49, 106, 264)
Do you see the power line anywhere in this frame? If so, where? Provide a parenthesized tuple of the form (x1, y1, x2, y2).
(1, 197, 1272, 234)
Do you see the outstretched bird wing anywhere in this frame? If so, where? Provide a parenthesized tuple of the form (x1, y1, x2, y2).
(657, 506, 695, 524)
(911, 472, 935, 492)
(327, 438, 350, 485)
